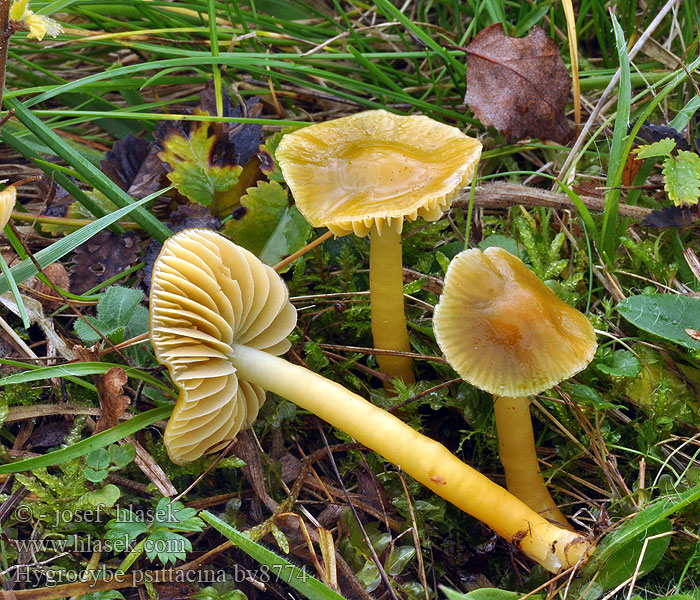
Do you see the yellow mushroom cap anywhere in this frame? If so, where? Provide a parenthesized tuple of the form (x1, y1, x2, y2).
(434, 247, 596, 397)
(276, 110, 482, 237)
(0, 185, 16, 230)
(150, 229, 296, 464)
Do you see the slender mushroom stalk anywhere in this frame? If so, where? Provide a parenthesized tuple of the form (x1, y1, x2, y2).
(495, 395, 568, 525)
(276, 110, 482, 386)
(434, 247, 597, 526)
(369, 224, 413, 382)
(150, 229, 592, 572)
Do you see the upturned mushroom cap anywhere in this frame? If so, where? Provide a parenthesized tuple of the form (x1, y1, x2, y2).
(434, 247, 596, 397)
(276, 110, 482, 236)
(150, 229, 296, 464)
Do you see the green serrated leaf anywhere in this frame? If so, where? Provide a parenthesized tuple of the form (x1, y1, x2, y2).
(617, 294, 700, 350)
(158, 122, 242, 206)
(145, 529, 192, 564)
(596, 349, 642, 378)
(663, 150, 700, 206)
(105, 509, 149, 540)
(74, 286, 144, 344)
(634, 138, 676, 159)
(223, 180, 312, 267)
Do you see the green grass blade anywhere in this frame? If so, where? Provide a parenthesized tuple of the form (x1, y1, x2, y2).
(0, 196, 151, 295)
(3, 97, 172, 243)
(600, 14, 631, 263)
(0, 405, 171, 473)
(0, 249, 30, 329)
(201, 511, 345, 600)
(0, 361, 173, 393)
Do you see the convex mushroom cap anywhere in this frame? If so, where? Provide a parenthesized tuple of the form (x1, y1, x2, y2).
(434, 246, 596, 396)
(276, 109, 482, 236)
(150, 229, 296, 464)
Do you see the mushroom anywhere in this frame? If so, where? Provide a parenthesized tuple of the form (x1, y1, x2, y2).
(0, 184, 15, 228)
(276, 110, 482, 385)
(150, 229, 592, 572)
(433, 246, 597, 525)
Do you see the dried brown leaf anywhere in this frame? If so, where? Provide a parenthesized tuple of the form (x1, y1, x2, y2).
(70, 230, 141, 294)
(465, 24, 571, 143)
(95, 366, 130, 433)
(100, 135, 165, 199)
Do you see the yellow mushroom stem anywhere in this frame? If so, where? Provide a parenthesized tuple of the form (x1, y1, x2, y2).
(369, 225, 415, 385)
(230, 343, 593, 573)
(494, 396, 570, 527)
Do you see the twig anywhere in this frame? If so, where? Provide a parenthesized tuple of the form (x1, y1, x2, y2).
(454, 182, 652, 219)
(274, 230, 333, 271)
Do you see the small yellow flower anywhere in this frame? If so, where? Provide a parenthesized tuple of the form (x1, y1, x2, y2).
(10, 0, 63, 41)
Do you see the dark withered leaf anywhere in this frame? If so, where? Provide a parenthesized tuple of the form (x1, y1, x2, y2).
(197, 80, 264, 166)
(465, 24, 571, 144)
(35, 174, 72, 208)
(153, 82, 264, 207)
(632, 123, 692, 151)
(642, 205, 698, 228)
(70, 230, 141, 294)
(100, 135, 165, 199)
(26, 421, 72, 450)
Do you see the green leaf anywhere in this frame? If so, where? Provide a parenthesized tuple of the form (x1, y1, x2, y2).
(440, 587, 543, 600)
(86, 447, 111, 470)
(478, 234, 527, 259)
(596, 349, 642, 378)
(561, 382, 621, 410)
(201, 511, 345, 600)
(223, 180, 312, 267)
(617, 294, 700, 350)
(153, 498, 205, 532)
(3, 97, 172, 243)
(663, 150, 700, 206)
(634, 138, 676, 159)
(158, 121, 242, 207)
(594, 518, 672, 591)
(582, 482, 700, 586)
(74, 286, 144, 344)
(85, 467, 109, 482)
(84, 483, 121, 508)
(109, 444, 136, 468)
(106, 508, 150, 540)
(145, 529, 192, 565)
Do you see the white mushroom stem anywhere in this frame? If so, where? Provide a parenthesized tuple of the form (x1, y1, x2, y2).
(229, 343, 593, 572)
(494, 396, 570, 527)
(369, 225, 415, 385)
